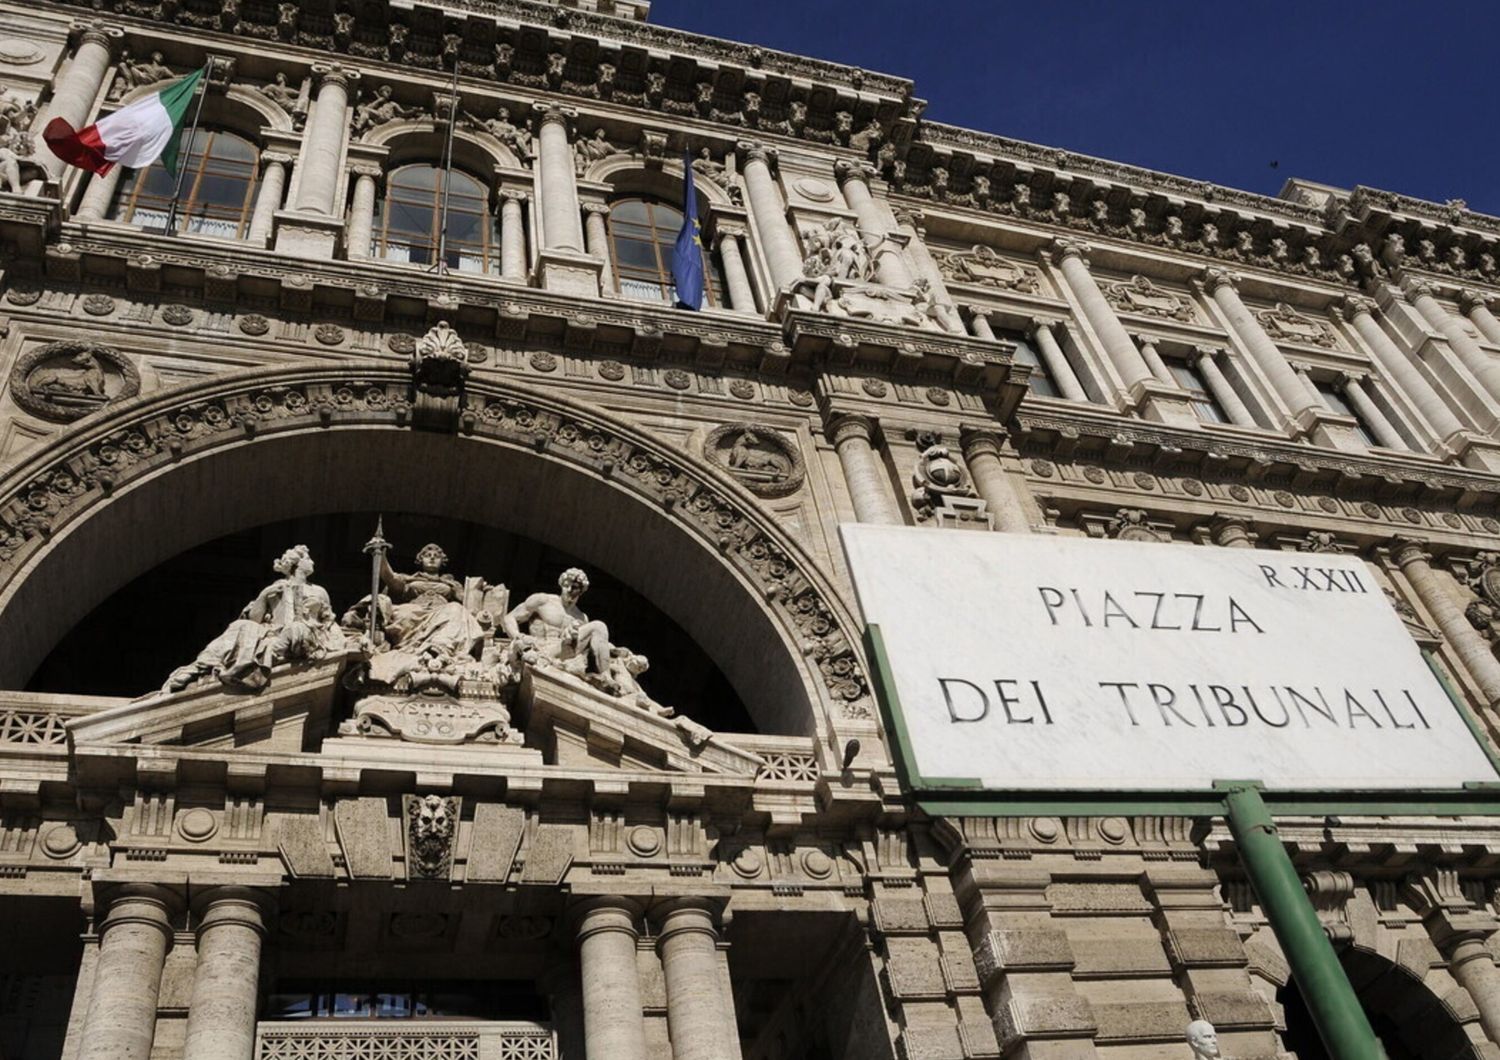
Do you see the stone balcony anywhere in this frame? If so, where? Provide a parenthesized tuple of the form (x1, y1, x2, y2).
(255, 1020, 556, 1060)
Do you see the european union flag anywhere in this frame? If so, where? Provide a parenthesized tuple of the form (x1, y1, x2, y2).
(671, 152, 705, 310)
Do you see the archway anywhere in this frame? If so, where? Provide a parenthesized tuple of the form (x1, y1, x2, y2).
(0, 363, 872, 736)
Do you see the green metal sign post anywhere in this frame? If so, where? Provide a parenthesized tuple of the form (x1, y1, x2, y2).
(1219, 782, 1387, 1060)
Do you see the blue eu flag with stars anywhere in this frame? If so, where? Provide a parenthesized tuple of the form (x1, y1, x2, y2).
(671, 152, 705, 310)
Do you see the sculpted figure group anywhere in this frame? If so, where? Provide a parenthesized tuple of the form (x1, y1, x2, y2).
(160, 538, 684, 725)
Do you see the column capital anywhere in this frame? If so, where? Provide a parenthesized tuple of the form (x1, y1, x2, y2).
(1338, 294, 1379, 321)
(501, 188, 532, 205)
(571, 896, 643, 944)
(1390, 535, 1432, 569)
(1207, 513, 1258, 549)
(1336, 369, 1370, 390)
(1189, 344, 1221, 365)
(735, 140, 776, 167)
(713, 221, 748, 243)
(959, 426, 1006, 460)
(892, 205, 925, 232)
(581, 201, 610, 216)
(834, 159, 876, 187)
(191, 885, 274, 936)
(98, 883, 181, 939)
(537, 103, 578, 131)
(651, 898, 722, 945)
(261, 151, 295, 169)
(70, 20, 124, 48)
(311, 63, 359, 91)
(348, 161, 382, 179)
(1460, 288, 1495, 313)
(1026, 317, 1058, 339)
(1200, 266, 1238, 295)
(826, 412, 879, 447)
(1052, 236, 1090, 263)
(1401, 275, 1440, 302)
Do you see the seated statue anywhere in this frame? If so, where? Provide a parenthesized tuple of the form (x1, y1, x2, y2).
(502, 567, 613, 678)
(163, 545, 345, 693)
(353, 542, 487, 686)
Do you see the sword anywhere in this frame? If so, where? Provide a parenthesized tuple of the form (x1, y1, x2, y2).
(362, 516, 390, 647)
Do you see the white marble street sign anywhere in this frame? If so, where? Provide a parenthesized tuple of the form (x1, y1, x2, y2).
(840, 525, 1499, 792)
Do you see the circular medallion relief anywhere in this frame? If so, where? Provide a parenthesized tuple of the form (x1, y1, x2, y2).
(4, 284, 41, 306)
(1274, 490, 1295, 508)
(1133, 472, 1156, 490)
(1083, 466, 1107, 485)
(1361, 501, 1383, 519)
(598, 360, 626, 381)
(1098, 817, 1129, 845)
(703, 423, 805, 498)
(1229, 484, 1250, 502)
(787, 390, 815, 407)
(729, 379, 755, 400)
(81, 293, 116, 316)
(626, 825, 661, 857)
(530, 351, 558, 373)
(9, 340, 140, 423)
(161, 304, 194, 326)
(793, 178, 836, 203)
(238, 314, 270, 336)
(861, 378, 887, 398)
(313, 323, 345, 346)
(664, 368, 693, 391)
(387, 333, 416, 354)
(1402, 507, 1423, 524)
(0, 40, 45, 65)
(1182, 478, 1205, 496)
(1029, 817, 1059, 843)
(730, 847, 763, 879)
(177, 807, 219, 843)
(925, 387, 952, 407)
(1318, 496, 1339, 513)
(39, 823, 81, 859)
(800, 849, 833, 879)
(1029, 459, 1054, 478)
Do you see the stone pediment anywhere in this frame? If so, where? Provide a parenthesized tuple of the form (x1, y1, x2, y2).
(67, 652, 357, 752)
(520, 667, 762, 776)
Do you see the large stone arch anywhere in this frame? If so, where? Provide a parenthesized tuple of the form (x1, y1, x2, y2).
(0, 362, 871, 736)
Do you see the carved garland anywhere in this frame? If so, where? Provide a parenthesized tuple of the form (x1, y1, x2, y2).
(702, 423, 806, 499)
(0, 365, 871, 719)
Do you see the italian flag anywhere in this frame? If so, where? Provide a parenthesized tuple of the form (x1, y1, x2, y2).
(44, 67, 204, 177)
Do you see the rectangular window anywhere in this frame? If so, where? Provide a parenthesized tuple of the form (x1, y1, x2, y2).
(1314, 379, 1378, 446)
(1167, 359, 1228, 424)
(1000, 331, 1062, 399)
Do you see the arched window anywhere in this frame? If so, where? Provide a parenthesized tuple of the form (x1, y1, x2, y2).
(110, 129, 259, 238)
(607, 198, 725, 307)
(373, 165, 497, 274)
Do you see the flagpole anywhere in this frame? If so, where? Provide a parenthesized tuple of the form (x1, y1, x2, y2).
(163, 63, 210, 238)
(430, 55, 462, 275)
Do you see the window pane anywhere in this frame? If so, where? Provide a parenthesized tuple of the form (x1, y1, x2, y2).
(615, 236, 660, 270)
(612, 199, 651, 224)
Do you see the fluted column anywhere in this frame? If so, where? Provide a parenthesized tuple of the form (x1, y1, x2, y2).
(1404, 278, 1500, 402)
(1341, 296, 1466, 441)
(537, 106, 584, 252)
(182, 889, 267, 1060)
(246, 152, 291, 245)
(292, 65, 356, 215)
(1341, 375, 1406, 450)
(1392, 539, 1500, 711)
(737, 142, 802, 290)
(74, 166, 122, 220)
(78, 885, 177, 1060)
(583, 202, 612, 277)
(574, 899, 648, 1060)
(38, 22, 122, 179)
(656, 902, 735, 1060)
(1052, 239, 1154, 392)
(342, 163, 378, 258)
(1029, 320, 1087, 401)
(1462, 290, 1500, 346)
(837, 162, 913, 289)
(1191, 347, 1256, 427)
(715, 225, 757, 313)
(960, 429, 1030, 533)
(500, 192, 527, 280)
(828, 414, 901, 525)
(1136, 335, 1175, 384)
(893, 206, 964, 332)
(1203, 268, 1320, 421)
(1446, 935, 1500, 1045)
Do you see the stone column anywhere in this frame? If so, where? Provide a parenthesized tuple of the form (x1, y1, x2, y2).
(246, 152, 291, 245)
(1462, 290, 1500, 346)
(961, 429, 1030, 534)
(1446, 935, 1500, 1045)
(1030, 320, 1088, 401)
(893, 206, 964, 332)
(1137, 335, 1175, 384)
(827, 414, 901, 525)
(1404, 278, 1500, 402)
(38, 22, 121, 179)
(737, 142, 803, 291)
(1191, 347, 1256, 427)
(342, 163, 379, 258)
(1392, 539, 1500, 712)
(78, 885, 177, 1060)
(583, 202, 612, 278)
(1209, 514, 1257, 549)
(537, 105, 584, 253)
(499, 192, 527, 281)
(1341, 296, 1466, 441)
(182, 888, 268, 1060)
(1052, 239, 1155, 392)
(74, 166, 122, 220)
(969, 311, 996, 341)
(1340, 374, 1406, 450)
(1293, 364, 1325, 410)
(837, 162, 913, 289)
(292, 65, 356, 215)
(1203, 268, 1320, 420)
(656, 902, 735, 1060)
(715, 225, 757, 313)
(574, 899, 648, 1060)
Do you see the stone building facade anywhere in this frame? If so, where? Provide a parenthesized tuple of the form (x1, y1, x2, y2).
(3, 0, 1500, 1057)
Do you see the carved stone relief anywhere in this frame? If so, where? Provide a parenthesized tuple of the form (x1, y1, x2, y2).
(8, 341, 141, 423)
(703, 424, 804, 498)
(935, 244, 1041, 293)
(402, 793, 459, 880)
(1102, 275, 1196, 322)
(1254, 301, 1340, 349)
(909, 435, 989, 528)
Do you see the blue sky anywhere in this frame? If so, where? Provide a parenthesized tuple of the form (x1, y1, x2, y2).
(650, 0, 1500, 215)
